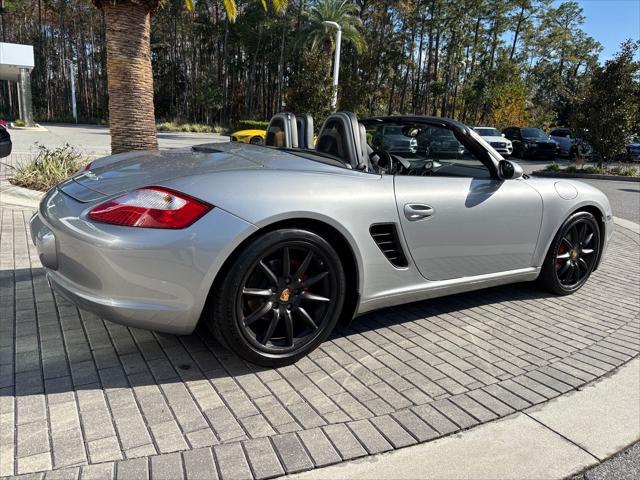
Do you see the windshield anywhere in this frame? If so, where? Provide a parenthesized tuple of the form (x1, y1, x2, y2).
(521, 128, 548, 139)
(383, 126, 403, 135)
(475, 128, 501, 137)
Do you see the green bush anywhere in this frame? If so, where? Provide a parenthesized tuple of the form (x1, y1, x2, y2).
(237, 120, 269, 130)
(7, 144, 89, 192)
(608, 166, 637, 176)
(14, 119, 26, 127)
(565, 165, 578, 173)
(156, 121, 224, 134)
(545, 163, 560, 171)
(583, 165, 606, 174)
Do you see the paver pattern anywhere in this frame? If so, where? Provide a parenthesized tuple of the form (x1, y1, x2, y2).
(1, 205, 639, 480)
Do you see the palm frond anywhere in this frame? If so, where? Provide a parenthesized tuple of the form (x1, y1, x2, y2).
(271, 0, 289, 15)
(224, 0, 238, 22)
(184, 0, 195, 13)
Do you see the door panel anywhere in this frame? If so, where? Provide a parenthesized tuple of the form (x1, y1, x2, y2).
(394, 176, 543, 281)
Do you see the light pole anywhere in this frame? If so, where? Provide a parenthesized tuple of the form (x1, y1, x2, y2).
(322, 20, 342, 111)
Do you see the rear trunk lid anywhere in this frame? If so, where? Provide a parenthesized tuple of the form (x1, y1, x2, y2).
(60, 143, 265, 202)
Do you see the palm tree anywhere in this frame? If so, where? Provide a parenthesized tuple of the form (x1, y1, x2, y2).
(93, 0, 160, 153)
(94, 0, 288, 154)
(298, 0, 366, 54)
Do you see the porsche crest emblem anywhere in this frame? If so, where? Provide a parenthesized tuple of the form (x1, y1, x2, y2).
(279, 288, 291, 302)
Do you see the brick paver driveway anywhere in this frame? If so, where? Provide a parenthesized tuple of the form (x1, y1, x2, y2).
(1, 205, 639, 479)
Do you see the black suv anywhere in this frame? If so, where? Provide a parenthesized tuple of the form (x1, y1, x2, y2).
(0, 124, 11, 158)
(503, 127, 558, 159)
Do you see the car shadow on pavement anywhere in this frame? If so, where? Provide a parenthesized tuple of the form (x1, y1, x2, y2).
(2, 265, 559, 399)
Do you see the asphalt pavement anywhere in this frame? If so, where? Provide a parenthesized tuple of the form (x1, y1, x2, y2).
(573, 442, 640, 480)
(10, 123, 228, 157)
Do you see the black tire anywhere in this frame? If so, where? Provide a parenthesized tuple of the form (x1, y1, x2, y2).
(250, 136, 264, 145)
(538, 211, 600, 295)
(211, 229, 345, 367)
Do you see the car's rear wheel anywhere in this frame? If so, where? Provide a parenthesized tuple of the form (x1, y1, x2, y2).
(250, 136, 264, 145)
(539, 211, 600, 295)
(211, 229, 345, 367)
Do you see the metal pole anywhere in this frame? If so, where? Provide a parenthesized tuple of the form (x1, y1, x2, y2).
(69, 60, 77, 123)
(322, 21, 342, 111)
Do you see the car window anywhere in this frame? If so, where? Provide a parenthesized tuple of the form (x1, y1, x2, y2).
(475, 128, 501, 137)
(504, 128, 519, 139)
(367, 123, 492, 179)
(551, 129, 569, 138)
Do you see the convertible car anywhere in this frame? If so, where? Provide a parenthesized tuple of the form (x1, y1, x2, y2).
(30, 112, 613, 366)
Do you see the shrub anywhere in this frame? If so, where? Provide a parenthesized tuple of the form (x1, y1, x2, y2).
(608, 166, 637, 176)
(545, 163, 560, 171)
(7, 144, 89, 192)
(156, 121, 224, 134)
(565, 165, 578, 173)
(583, 165, 606, 174)
(14, 119, 26, 127)
(237, 120, 269, 130)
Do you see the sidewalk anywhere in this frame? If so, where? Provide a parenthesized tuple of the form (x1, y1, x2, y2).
(291, 357, 640, 480)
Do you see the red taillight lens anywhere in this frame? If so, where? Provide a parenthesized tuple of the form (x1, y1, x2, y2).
(88, 187, 212, 229)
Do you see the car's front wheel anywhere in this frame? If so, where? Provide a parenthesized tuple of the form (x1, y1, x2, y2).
(211, 229, 345, 367)
(250, 136, 264, 145)
(539, 211, 601, 295)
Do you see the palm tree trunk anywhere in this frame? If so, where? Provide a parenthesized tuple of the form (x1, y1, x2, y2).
(102, 1, 158, 153)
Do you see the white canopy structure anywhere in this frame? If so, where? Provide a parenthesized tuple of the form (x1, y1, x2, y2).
(0, 42, 35, 126)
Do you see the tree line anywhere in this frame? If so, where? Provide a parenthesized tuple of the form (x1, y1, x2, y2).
(0, 0, 636, 140)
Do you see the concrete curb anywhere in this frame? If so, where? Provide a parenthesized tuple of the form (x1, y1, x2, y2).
(614, 216, 640, 234)
(0, 179, 44, 208)
(289, 357, 640, 480)
(532, 170, 640, 182)
(9, 124, 49, 132)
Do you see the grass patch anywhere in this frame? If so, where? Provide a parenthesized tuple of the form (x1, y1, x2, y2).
(156, 121, 224, 134)
(6, 144, 89, 192)
(543, 163, 638, 177)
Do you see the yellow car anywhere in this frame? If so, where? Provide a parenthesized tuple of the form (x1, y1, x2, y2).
(230, 129, 266, 145)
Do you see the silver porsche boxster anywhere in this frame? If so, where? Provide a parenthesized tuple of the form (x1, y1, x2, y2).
(30, 113, 614, 366)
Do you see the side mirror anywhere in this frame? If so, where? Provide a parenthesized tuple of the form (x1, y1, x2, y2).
(498, 159, 523, 180)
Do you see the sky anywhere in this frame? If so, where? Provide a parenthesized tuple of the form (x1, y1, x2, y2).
(559, 0, 640, 62)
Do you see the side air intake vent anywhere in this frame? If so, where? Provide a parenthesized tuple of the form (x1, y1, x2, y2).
(370, 223, 408, 268)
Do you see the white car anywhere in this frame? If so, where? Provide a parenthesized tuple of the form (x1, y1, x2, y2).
(473, 127, 513, 157)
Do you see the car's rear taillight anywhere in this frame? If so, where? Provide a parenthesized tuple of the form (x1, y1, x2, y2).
(88, 187, 212, 229)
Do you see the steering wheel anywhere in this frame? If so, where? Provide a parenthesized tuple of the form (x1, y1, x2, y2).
(370, 149, 396, 174)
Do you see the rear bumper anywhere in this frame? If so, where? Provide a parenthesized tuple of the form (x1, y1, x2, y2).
(31, 187, 256, 334)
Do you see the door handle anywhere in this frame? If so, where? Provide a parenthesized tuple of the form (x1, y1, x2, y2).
(404, 204, 435, 221)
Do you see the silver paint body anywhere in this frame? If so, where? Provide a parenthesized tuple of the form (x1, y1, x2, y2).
(30, 141, 614, 334)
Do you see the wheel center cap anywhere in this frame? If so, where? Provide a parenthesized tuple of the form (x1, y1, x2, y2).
(570, 249, 578, 260)
(279, 288, 291, 302)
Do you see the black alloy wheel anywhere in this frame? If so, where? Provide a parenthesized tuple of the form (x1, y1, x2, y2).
(539, 211, 601, 295)
(211, 229, 345, 366)
(250, 136, 264, 145)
